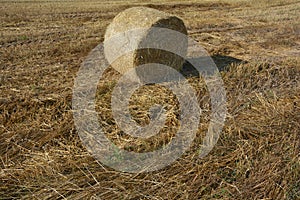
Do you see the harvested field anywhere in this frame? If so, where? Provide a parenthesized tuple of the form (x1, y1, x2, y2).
(0, 0, 299, 199)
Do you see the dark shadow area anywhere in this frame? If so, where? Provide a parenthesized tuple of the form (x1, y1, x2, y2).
(181, 55, 246, 77)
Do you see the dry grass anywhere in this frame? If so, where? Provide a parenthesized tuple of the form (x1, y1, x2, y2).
(0, 0, 299, 199)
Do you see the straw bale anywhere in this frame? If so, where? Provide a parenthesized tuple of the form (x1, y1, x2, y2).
(104, 7, 188, 81)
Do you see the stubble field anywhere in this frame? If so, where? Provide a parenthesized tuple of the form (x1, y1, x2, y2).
(0, 0, 299, 199)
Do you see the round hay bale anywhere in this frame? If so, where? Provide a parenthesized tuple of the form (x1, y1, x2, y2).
(104, 6, 188, 82)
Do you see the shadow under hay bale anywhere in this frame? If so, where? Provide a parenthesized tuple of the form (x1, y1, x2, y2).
(181, 55, 246, 77)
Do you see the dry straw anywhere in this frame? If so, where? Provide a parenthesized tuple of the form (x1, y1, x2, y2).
(104, 7, 188, 81)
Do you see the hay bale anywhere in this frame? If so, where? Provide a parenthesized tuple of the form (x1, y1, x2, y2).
(104, 6, 188, 82)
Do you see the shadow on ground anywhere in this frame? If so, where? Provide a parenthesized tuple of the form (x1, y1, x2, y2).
(181, 54, 245, 77)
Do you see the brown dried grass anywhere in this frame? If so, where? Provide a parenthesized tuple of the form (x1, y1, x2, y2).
(0, 0, 299, 199)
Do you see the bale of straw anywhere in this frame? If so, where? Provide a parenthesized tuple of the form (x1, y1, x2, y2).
(104, 6, 188, 82)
